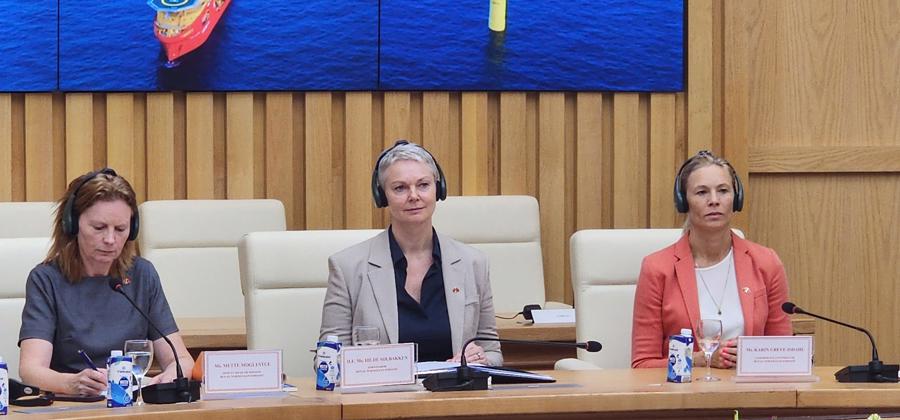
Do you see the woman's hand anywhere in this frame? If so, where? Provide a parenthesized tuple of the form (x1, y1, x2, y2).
(448, 344, 488, 364)
(696, 339, 738, 368)
(66, 368, 107, 396)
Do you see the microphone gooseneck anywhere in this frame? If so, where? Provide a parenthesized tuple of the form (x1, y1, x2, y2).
(782, 301, 898, 383)
(782, 301, 879, 362)
(109, 277, 200, 403)
(423, 336, 602, 392)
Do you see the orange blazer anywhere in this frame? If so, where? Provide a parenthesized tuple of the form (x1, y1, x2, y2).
(631, 232, 792, 368)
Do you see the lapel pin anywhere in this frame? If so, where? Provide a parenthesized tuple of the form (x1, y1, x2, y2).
(452, 287, 460, 293)
(123, 277, 132, 286)
(742, 287, 750, 294)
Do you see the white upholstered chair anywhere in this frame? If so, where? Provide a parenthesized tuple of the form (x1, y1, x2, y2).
(0, 202, 56, 238)
(556, 228, 744, 370)
(0, 237, 51, 379)
(432, 195, 567, 314)
(239, 229, 381, 378)
(138, 199, 286, 318)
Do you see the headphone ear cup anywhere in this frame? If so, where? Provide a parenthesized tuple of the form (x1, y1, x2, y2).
(673, 177, 688, 213)
(732, 173, 744, 212)
(128, 211, 140, 241)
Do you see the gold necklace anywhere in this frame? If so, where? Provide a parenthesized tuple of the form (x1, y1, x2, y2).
(696, 253, 733, 316)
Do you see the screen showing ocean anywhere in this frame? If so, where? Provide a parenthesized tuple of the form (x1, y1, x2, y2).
(7, 0, 682, 91)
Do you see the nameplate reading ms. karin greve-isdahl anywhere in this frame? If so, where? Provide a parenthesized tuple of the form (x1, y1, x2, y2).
(736, 336, 815, 382)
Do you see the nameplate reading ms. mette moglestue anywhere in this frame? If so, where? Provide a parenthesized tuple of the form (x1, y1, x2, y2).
(203, 350, 283, 397)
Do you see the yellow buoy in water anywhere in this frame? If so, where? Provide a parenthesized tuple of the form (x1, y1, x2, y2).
(489, 0, 507, 32)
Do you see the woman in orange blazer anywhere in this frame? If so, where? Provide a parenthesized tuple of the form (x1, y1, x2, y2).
(631, 151, 792, 369)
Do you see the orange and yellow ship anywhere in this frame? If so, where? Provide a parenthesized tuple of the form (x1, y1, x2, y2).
(149, 0, 231, 62)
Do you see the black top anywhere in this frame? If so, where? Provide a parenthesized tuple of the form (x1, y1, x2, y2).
(388, 227, 453, 362)
(19, 257, 179, 373)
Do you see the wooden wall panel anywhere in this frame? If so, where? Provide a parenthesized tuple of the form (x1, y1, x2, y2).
(726, 0, 900, 366)
(225, 93, 255, 199)
(0, 94, 15, 201)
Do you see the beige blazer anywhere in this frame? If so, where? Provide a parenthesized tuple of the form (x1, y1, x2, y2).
(319, 230, 503, 366)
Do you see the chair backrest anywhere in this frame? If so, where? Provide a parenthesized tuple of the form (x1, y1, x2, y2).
(570, 228, 744, 368)
(0, 237, 51, 379)
(431, 195, 545, 313)
(138, 199, 286, 318)
(0, 202, 56, 238)
(239, 229, 381, 378)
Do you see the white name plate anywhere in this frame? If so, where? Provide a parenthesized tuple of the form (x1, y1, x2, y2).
(531, 308, 576, 324)
(340, 343, 416, 389)
(736, 336, 816, 382)
(203, 350, 283, 398)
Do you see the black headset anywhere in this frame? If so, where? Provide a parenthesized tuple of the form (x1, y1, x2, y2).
(673, 150, 744, 213)
(61, 168, 140, 241)
(371, 140, 447, 208)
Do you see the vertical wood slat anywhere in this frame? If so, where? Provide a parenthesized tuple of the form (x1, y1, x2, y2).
(688, 0, 714, 154)
(499, 92, 528, 195)
(65, 94, 94, 181)
(226, 93, 254, 199)
(537, 93, 566, 303)
(345, 92, 374, 228)
(612, 93, 646, 228)
(146, 93, 175, 200)
(649, 94, 678, 228)
(305, 92, 334, 229)
(384, 92, 412, 145)
(0, 94, 13, 201)
(421, 92, 452, 193)
(186, 93, 215, 199)
(265, 92, 294, 228)
(575, 93, 604, 230)
(107, 93, 136, 184)
(24, 94, 56, 201)
(461, 93, 490, 195)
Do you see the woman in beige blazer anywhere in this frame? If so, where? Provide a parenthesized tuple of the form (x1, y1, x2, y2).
(319, 141, 502, 366)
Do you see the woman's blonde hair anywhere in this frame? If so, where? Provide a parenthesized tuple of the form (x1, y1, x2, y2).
(46, 169, 138, 282)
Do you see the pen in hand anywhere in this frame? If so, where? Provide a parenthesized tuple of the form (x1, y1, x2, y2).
(78, 349, 99, 371)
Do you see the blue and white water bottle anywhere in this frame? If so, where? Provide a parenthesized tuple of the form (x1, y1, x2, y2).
(106, 350, 133, 407)
(667, 328, 693, 383)
(315, 335, 342, 391)
(0, 356, 8, 415)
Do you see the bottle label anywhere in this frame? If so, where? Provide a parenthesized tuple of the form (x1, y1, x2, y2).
(0, 362, 8, 415)
(667, 335, 693, 383)
(315, 341, 341, 391)
(107, 356, 133, 407)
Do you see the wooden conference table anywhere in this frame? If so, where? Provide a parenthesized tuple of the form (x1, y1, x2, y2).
(178, 316, 817, 370)
(9, 367, 898, 419)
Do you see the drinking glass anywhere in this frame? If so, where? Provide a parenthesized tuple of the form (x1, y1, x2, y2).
(697, 319, 722, 382)
(352, 326, 381, 346)
(124, 339, 154, 405)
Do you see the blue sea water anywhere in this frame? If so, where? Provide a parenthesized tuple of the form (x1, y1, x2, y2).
(381, 0, 683, 91)
(6, 0, 681, 91)
(59, 0, 378, 91)
(0, 1, 57, 91)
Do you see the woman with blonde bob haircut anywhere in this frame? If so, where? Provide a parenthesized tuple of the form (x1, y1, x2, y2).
(18, 168, 193, 397)
(631, 151, 791, 369)
(319, 140, 502, 366)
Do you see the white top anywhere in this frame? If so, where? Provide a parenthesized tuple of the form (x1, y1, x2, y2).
(695, 248, 744, 340)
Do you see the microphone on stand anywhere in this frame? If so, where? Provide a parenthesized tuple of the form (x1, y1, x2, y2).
(109, 278, 202, 403)
(423, 337, 602, 392)
(782, 301, 899, 383)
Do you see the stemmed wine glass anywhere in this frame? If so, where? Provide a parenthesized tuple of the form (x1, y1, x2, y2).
(124, 339, 154, 406)
(352, 326, 381, 346)
(697, 319, 722, 382)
